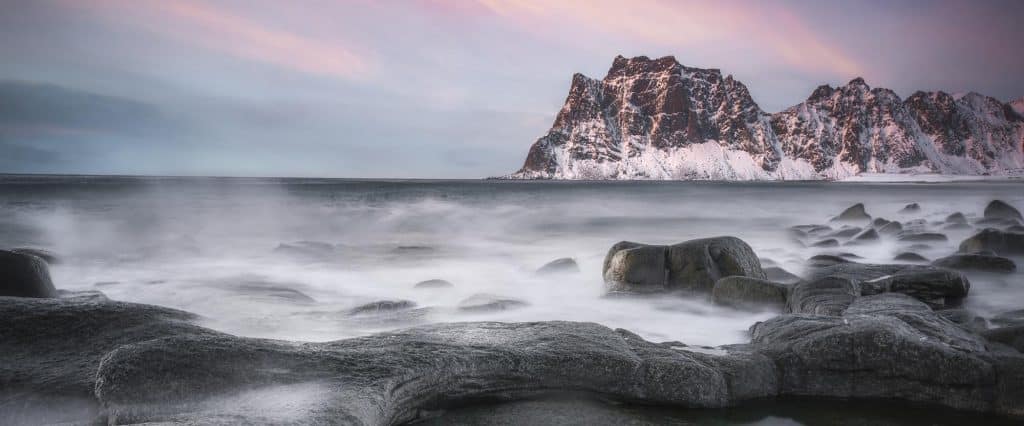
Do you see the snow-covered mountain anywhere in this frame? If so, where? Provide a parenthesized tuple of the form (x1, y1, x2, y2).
(506, 55, 1024, 180)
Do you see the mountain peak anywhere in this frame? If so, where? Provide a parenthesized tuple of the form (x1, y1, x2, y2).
(845, 77, 869, 88)
(607, 55, 681, 78)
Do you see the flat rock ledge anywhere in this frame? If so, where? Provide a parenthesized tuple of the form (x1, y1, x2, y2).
(3, 294, 1023, 425)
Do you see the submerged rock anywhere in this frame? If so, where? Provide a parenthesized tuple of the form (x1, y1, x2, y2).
(348, 300, 416, 316)
(806, 263, 970, 309)
(894, 252, 929, 262)
(983, 325, 1024, 352)
(535, 257, 580, 275)
(711, 277, 788, 311)
(0, 249, 57, 298)
(806, 254, 852, 268)
(414, 279, 454, 289)
(877, 221, 903, 235)
(946, 212, 968, 224)
(899, 203, 921, 214)
(984, 200, 1023, 221)
(851, 228, 879, 242)
(827, 227, 861, 239)
(273, 241, 336, 260)
(959, 228, 1024, 255)
(603, 237, 764, 294)
(10, 247, 59, 264)
(457, 293, 528, 312)
(833, 203, 871, 222)
(898, 232, 948, 242)
(932, 253, 1017, 273)
(992, 310, 1024, 327)
(809, 239, 840, 248)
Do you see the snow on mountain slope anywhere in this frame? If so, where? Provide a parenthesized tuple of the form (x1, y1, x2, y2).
(506, 56, 1024, 180)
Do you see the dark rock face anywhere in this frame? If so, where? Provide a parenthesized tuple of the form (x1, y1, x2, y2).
(810, 238, 839, 248)
(983, 325, 1024, 352)
(536, 257, 580, 275)
(894, 252, 929, 262)
(946, 212, 968, 224)
(899, 203, 922, 214)
(833, 204, 870, 222)
(992, 310, 1024, 327)
(806, 254, 851, 268)
(508, 56, 1024, 180)
(10, 248, 59, 264)
(711, 277, 788, 311)
(752, 293, 1024, 415)
(603, 237, 764, 294)
(851, 228, 879, 242)
(877, 221, 903, 234)
(414, 279, 454, 289)
(457, 294, 528, 312)
(0, 249, 57, 298)
(899, 232, 948, 242)
(764, 266, 802, 285)
(959, 228, 1024, 255)
(985, 200, 1023, 221)
(932, 254, 1017, 273)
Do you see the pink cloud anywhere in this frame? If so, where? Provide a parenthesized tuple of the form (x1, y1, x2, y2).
(469, 0, 861, 77)
(71, 0, 371, 79)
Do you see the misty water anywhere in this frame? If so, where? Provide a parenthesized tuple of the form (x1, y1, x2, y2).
(2, 175, 1022, 350)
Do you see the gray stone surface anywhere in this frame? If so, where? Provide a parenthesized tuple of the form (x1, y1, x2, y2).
(932, 253, 1017, 273)
(0, 249, 57, 298)
(603, 237, 764, 294)
(711, 277, 788, 311)
(959, 228, 1024, 255)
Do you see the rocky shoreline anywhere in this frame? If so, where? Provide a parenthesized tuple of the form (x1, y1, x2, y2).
(3, 200, 1024, 424)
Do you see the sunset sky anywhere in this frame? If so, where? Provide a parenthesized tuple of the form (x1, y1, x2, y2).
(2, 0, 1022, 177)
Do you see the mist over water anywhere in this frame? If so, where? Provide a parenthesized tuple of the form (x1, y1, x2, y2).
(1, 176, 1022, 346)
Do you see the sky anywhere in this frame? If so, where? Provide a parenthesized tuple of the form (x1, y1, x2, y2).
(1, 0, 1022, 178)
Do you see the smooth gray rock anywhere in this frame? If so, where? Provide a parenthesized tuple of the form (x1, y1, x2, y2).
(806, 254, 851, 268)
(536, 257, 580, 275)
(959, 228, 1024, 255)
(946, 212, 968, 224)
(983, 325, 1024, 352)
(603, 237, 764, 294)
(833, 203, 870, 222)
(786, 276, 859, 315)
(851, 228, 879, 242)
(877, 221, 903, 235)
(992, 309, 1024, 327)
(932, 253, 1017, 273)
(894, 252, 929, 262)
(348, 300, 416, 316)
(899, 203, 921, 214)
(764, 266, 802, 285)
(809, 239, 839, 248)
(985, 200, 1023, 221)
(0, 249, 57, 298)
(414, 279, 454, 289)
(9, 248, 59, 264)
(711, 277, 788, 311)
(939, 308, 990, 333)
(899, 232, 948, 242)
(827, 227, 861, 239)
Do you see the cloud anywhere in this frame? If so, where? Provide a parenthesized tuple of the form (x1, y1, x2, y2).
(68, 0, 371, 80)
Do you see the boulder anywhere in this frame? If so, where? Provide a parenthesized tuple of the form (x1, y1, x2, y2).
(10, 247, 59, 264)
(535, 257, 580, 275)
(983, 325, 1024, 352)
(764, 266, 802, 285)
(711, 277, 788, 311)
(603, 237, 764, 294)
(457, 294, 528, 312)
(946, 212, 968, 224)
(414, 279, 454, 289)
(899, 203, 921, 214)
(833, 203, 871, 222)
(806, 263, 970, 309)
(984, 200, 1023, 221)
(348, 300, 416, 316)
(959, 228, 1024, 255)
(786, 276, 859, 315)
(851, 228, 879, 242)
(806, 254, 852, 268)
(991, 310, 1024, 327)
(938, 308, 989, 333)
(872, 218, 891, 228)
(827, 227, 861, 239)
(0, 249, 57, 298)
(893, 252, 929, 262)
(932, 254, 1017, 273)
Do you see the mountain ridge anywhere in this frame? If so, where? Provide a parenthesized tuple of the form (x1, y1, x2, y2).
(505, 55, 1024, 180)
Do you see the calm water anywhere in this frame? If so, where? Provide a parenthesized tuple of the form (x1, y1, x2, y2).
(1, 175, 1022, 346)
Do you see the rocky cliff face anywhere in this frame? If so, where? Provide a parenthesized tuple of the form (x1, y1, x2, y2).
(508, 55, 1024, 180)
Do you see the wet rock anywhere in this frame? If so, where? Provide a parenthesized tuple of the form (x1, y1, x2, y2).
(958, 228, 1024, 255)
(56, 289, 109, 303)
(790, 224, 831, 236)
(764, 266, 802, 285)
(536, 257, 580, 275)
(932, 253, 1017, 273)
(827, 227, 861, 239)
(901, 219, 928, 232)
(851, 228, 879, 242)
(893, 252, 929, 262)
(872, 218, 891, 228)
(603, 237, 764, 294)
(938, 308, 989, 333)
(945, 212, 968, 224)
(0, 249, 57, 298)
(877, 221, 903, 235)
(898, 232, 948, 242)
(10, 247, 59, 264)
(806, 263, 970, 309)
(992, 309, 1024, 327)
(348, 300, 417, 316)
(810, 239, 839, 248)
(983, 325, 1024, 352)
(899, 203, 921, 214)
(1008, 225, 1024, 233)
(226, 279, 316, 304)
(711, 277, 788, 311)
(906, 243, 932, 251)
(944, 223, 973, 230)
(832, 203, 871, 222)
(984, 200, 1023, 221)
(752, 293, 1022, 414)
(806, 254, 852, 268)
(973, 217, 1022, 228)
(786, 276, 859, 315)
(457, 293, 528, 312)
(414, 279, 454, 289)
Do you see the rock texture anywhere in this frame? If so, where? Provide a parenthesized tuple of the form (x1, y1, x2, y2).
(603, 237, 764, 294)
(506, 56, 1024, 180)
(0, 249, 56, 298)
